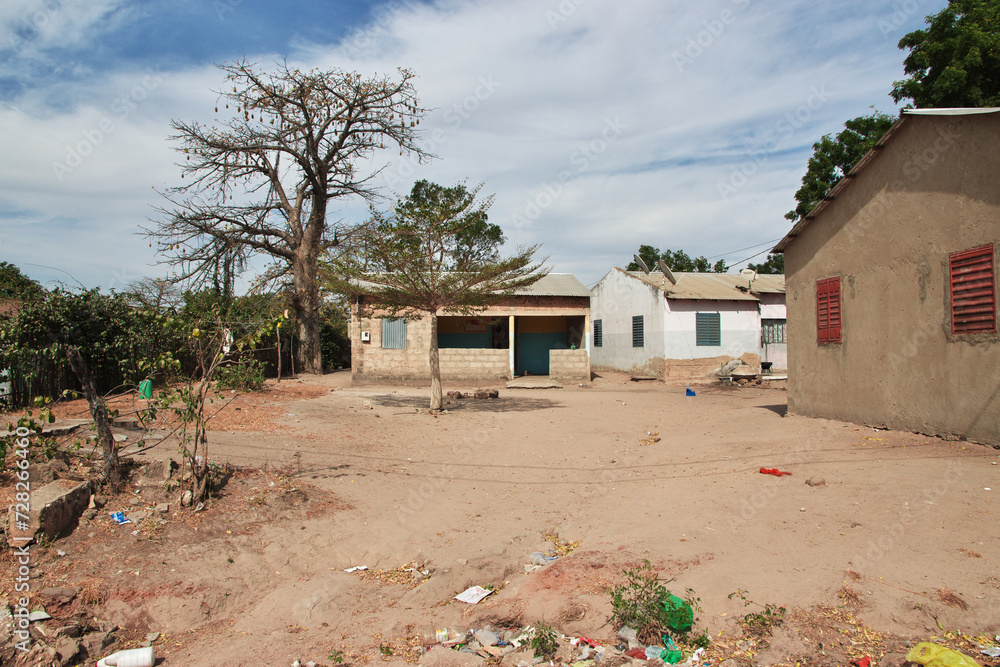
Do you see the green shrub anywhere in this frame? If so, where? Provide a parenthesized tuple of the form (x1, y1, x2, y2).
(215, 359, 265, 392)
(530, 624, 559, 659)
(608, 560, 701, 645)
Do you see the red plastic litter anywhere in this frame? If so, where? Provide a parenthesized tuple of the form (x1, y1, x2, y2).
(578, 637, 599, 648)
(852, 658, 872, 667)
(760, 467, 792, 476)
(625, 648, 648, 660)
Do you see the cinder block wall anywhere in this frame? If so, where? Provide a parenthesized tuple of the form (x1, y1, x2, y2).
(440, 349, 510, 382)
(550, 349, 590, 384)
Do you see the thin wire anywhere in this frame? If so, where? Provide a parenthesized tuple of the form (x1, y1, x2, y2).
(704, 238, 782, 261)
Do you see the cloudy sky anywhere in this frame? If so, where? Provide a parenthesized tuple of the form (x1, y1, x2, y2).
(0, 0, 943, 291)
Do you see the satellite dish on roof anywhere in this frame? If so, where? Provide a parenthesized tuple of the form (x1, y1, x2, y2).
(740, 268, 758, 282)
(656, 260, 677, 285)
(633, 255, 651, 274)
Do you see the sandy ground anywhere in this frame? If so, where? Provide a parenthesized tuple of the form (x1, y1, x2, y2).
(3, 371, 1000, 667)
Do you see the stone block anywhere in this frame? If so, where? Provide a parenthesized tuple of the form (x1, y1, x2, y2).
(7, 479, 91, 546)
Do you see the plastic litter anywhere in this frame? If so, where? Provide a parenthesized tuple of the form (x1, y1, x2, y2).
(852, 658, 873, 667)
(455, 586, 494, 604)
(906, 642, 981, 667)
(530, 552, 558, 565)
(685, 388, 696, 397)
(662, 593, 693, 633)
(344, 565, 368, 572)
(759, 467, 792, 477)
(624, 647, 647, 660)
(980, 645, 1000, 658)
(97, 647, 155, 667)
(617, 625, 640, 649)
(109, 512, 131, 524)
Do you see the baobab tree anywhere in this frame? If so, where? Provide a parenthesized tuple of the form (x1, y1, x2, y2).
(146, 60, 432, 373)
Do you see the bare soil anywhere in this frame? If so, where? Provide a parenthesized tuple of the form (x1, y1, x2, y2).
(3, 371, 999, 667)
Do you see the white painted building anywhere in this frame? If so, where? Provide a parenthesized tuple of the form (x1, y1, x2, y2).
(590, 269, 786, 380)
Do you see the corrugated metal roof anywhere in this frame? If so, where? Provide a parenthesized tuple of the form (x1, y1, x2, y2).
(623, 269, 784, 301)
(774, 108, 1000, 253)
(514, 273, 592, 297)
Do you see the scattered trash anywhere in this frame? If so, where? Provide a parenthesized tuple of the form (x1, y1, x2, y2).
(852, 657, 873, 667)
(980, 645, 1000, 658)
(759, 467, 792, 477)
(344, 565, 368, 573)
(685, 388, 696, 397)
(97, 646, 155, 667)
(28, 609, 51, 622)
(805, 477, 826, 487)
(662, 593, 694, 633)
(530, 552, 558, 565)
(455, 585, 494, 604)
(617, 626, 640, 649)
(624, 647, 647, 660)
(109, 512, 131, 524)
(906, 642, 981, 667)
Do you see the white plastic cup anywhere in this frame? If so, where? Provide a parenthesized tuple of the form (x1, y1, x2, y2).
(96, 647, 155, 667)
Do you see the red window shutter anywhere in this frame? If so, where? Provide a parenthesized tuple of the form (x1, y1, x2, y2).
(950, 245, 996, 334)
(817, 277, 842, 343)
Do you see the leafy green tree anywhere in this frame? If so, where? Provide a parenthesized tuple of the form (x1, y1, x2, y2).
(747, 254, 784, 275)
(326, 180, 546, 410)
(0, 290, 185, 406)
(784, 112, 896, 224)
(0, 262, 44, 301)
(626, 246, 727, 273)
(892, 0, 1000, 108)
(147, 60, 432, 375)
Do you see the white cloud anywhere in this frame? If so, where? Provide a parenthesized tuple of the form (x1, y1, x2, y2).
(0, 0, 942, 289)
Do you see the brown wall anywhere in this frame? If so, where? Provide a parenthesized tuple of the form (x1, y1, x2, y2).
(783, 113, 1000, 445)
(350, 298, 590, 385)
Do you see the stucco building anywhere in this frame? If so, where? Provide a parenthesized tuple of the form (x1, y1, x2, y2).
(774, 108, 999, 445)
(349, 274, 592, 385)
(590, 268, 786, 382)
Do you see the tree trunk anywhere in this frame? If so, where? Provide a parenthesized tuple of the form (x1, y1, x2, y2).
(66, 346, 123, 487)
(429, 312, 442, 411)
(291, 252, 324, 375)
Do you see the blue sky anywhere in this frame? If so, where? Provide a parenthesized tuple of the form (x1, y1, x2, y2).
(0, 0, 945, 291)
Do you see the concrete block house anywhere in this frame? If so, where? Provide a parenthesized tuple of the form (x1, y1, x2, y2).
(349, 274, 592, 385)
(590, 268, 786, 382)
(774, 108, 1000, 444)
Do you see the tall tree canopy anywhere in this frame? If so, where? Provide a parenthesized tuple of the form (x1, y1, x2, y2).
(747, 253, 784, 275)
(146, 60, 432, 374)
(784, 112, 896, 224)
(892, 0, 1000, 108)
(0, 262, 44, 301)
(626, 245, 727, 273)
(326, 180, 546, 410)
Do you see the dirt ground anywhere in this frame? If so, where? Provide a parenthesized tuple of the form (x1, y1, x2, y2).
(2, 371, 1000, 667)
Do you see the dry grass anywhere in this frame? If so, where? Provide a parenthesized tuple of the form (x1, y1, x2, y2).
(357, 562, 426, 588)
(542, 529, 581, 556)
(838, 585, 863, 606)
(935, 588, 969, 610)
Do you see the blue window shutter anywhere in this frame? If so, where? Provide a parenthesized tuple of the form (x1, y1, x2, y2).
(632, 316, 644, 347)
(381, 318, 407, 349)
(696, 312, 720, 346)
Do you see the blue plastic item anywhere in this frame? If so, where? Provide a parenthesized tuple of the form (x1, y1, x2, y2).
(685, 388, 696, 397)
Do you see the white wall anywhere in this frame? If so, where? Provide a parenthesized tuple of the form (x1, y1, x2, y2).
(758, 293, 788, 369)
(664, 300, 761, 360)
(591, 269, 666, 372)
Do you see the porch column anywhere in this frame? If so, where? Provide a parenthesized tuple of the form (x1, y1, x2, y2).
(508, 315, 515, 378)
